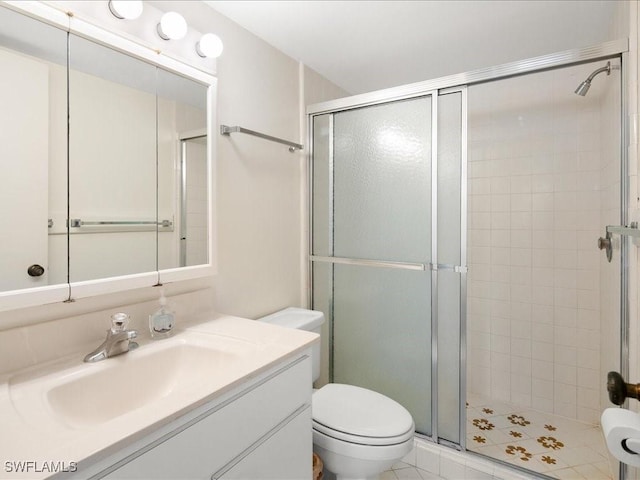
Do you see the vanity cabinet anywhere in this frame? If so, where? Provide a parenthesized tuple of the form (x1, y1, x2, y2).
(218, 408, 311, 479)
(78, 354, 312, 480)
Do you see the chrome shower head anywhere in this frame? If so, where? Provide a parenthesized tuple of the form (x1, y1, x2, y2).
(575, 61, 611, 96)
(574, 80, 591, 96)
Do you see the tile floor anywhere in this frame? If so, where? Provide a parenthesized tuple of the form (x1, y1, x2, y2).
(321, 461, 442, 480)
(466, 393, 613, 479)
(382, 462, 444, 480)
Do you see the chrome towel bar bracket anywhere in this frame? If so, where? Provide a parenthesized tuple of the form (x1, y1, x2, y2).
(599, 222, 639, 262)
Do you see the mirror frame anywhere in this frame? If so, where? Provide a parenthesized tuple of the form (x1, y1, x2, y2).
(0, 2, 216, 312)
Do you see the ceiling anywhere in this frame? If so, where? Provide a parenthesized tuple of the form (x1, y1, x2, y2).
(205, 0, 617, 95)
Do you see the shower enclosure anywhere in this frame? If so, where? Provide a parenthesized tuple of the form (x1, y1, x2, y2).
(309, 42, 626, 480)
(465, 59, 621, 479)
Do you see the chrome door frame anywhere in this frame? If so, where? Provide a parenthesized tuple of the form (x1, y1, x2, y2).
(620, 49, 630, 480)
(307, 39, 627, 116)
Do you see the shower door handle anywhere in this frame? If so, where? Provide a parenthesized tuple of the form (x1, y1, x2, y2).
(430, 263, 468, 273)
(310, 256, 468, 273)
(310, 255, 427, 271)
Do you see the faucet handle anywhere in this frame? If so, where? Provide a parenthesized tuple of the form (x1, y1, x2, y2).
(110, 312, 130, 333)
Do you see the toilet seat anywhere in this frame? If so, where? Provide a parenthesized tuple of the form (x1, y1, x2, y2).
(312, 384, 414, 446)
(313, 420, 414, 446)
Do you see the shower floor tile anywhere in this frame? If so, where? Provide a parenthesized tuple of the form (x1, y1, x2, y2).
(466, 394, 614, 479)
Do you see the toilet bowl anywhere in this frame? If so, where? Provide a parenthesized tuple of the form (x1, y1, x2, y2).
(260, 308, 415, 480)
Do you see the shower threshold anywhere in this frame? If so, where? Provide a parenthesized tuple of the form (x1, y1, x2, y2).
(466, 393, 613, 479)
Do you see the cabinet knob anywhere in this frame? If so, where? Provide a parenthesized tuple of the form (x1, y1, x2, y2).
(27, 264, 45, 277)
(607, 371, 640, 405)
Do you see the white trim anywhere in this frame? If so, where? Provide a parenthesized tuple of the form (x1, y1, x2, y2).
(0, 284, 70, 312)
(3, 1, 69, 29)
(68, 15, 214, 86)
(158, 265, 215, 284)
(70, 272, 159, 300)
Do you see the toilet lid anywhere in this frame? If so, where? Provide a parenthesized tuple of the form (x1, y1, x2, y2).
(312, 384, 414, 442)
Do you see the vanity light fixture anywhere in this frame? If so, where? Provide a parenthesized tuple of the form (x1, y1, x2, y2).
(106, 3, 223, 61)
(196, 33, 224, 58)
(108, 0, 143, 20)
(157, 11, 188, 40)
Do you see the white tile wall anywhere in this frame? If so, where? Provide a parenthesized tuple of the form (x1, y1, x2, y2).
(467, 60, 621, 423)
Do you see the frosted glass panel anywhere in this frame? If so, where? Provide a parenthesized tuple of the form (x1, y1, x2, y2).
(437, 92, 462, 265)
(333, 97, 432, 263)
(311, 261, 333, 387)
(312, 114, 332, 257)
(333, 264, 432, 435)
(437, 92, 463, 443)
(437, 270, 461, 442)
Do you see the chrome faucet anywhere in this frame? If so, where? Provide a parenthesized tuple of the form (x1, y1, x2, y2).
(84, 313, 138, 363)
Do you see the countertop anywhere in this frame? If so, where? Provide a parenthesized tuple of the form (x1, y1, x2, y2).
(0, 313, 318, 479)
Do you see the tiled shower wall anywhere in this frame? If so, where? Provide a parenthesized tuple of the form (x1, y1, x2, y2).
(467, 61, 620, 424)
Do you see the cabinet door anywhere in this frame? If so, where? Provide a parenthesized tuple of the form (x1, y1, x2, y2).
(216, 407, 312, 480)
(0, 48, 49, 291)
(100, 358, 310, 479)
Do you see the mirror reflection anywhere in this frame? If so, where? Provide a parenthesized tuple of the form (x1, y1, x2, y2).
(0, 6, 209, 294)
(69, 35, 158, 283)
(0, 7, 68, 291)
(157, 69, 208, 270)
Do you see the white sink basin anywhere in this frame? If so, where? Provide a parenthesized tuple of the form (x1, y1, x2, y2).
(8, 331, 256, 430)
(47, 341, 235, 427)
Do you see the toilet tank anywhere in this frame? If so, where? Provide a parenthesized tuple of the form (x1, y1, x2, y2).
(259, 307, 324, 383)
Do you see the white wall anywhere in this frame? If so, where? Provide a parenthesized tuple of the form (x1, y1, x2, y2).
(148, 1, 347, 319)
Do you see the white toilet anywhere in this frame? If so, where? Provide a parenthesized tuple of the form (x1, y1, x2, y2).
(260, 307, 415, 480)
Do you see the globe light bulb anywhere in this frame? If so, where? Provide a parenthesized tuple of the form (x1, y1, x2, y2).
(196, 33, 223, 58)
(157, 11, 187, 40)
(108, 0, 143, 20)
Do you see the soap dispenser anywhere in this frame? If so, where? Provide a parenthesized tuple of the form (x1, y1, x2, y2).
(149, 291, 174, 339)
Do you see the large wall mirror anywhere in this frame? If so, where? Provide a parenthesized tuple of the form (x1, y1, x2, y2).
(0, 4, 214, 311)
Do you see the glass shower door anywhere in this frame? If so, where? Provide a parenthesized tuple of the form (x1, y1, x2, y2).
(334, 96, 434, 435)
(311, 90, 465, 442)
(312, 95, 435, 435)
